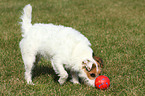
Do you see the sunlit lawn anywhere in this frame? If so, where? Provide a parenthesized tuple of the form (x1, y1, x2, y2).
(0, 0, 144, 95)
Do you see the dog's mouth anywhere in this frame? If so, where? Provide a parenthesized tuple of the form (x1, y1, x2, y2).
(80, 76, 96, 87)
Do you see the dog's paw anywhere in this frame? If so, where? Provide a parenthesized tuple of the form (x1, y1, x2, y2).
(58, 73, 68, 85)
(29, 82, 35, 85)
(27, 80, 35, 85)
(58, 78, 66, 85)
(27, 82, 35, 85)
(70, 79, 80, 84)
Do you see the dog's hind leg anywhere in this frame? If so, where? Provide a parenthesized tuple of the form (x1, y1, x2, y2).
(22, 53, 36, 85)
(51, 59, 68, 85)
(34, 54, 41, 65)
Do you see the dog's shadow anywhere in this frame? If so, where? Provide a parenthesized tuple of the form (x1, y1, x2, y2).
(32, 65, 59, 83)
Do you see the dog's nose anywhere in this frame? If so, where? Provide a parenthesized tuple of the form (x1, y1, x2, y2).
(90, 73, 96, 77)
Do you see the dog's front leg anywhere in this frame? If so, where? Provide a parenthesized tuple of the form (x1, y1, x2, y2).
(70, 71, 80, 84)
(51, 60, 68, 85)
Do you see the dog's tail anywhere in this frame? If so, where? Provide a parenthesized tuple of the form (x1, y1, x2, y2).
(20, 4, 32, 37)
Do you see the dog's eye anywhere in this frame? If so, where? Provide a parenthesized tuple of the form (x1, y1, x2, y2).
(90, 73, 95, 77)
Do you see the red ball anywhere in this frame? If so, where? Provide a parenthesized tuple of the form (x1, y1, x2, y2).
(95, 75, 110, 90)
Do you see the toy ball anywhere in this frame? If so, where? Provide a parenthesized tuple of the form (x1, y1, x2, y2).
(95, 75, 110, 90)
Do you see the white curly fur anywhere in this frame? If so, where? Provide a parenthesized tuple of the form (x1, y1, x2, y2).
(19, 4, 99, 87)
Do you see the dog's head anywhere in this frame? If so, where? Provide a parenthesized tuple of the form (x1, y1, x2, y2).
(79, 56, 103, 86)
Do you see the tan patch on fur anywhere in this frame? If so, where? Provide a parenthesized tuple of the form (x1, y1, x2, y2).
(82, 56, 103, 80)
(82, 64, 99, 80)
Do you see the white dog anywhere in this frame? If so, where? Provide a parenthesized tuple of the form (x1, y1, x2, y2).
(19, 4, 103, 87)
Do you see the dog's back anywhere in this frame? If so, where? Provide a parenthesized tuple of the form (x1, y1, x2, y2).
(20, 4, 91, 60)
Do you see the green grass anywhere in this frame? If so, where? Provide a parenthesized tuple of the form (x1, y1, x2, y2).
(0, 0, 144, 95)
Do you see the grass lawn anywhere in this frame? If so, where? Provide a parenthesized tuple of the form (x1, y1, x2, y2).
(0, 0, 144, 95)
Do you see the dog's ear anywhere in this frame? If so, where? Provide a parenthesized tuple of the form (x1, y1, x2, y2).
(93, 56, 103, 68)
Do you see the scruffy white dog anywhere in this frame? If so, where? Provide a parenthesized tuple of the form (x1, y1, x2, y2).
(19, 4, 103, 87)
